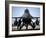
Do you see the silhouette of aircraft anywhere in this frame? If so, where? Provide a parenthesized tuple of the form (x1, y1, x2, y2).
(12, 8, 40, 30)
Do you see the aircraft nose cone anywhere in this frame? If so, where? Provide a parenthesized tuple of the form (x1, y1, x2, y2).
(25, 9, 29, 14)
(22, 8, 32, 18)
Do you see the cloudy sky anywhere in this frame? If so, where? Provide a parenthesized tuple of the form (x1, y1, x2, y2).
(12, 7, 40, 17)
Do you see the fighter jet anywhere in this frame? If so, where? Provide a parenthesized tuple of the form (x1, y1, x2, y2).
(12, 8, 40, 30)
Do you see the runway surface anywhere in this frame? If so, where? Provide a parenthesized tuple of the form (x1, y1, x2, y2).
(12, 25, 40, 31)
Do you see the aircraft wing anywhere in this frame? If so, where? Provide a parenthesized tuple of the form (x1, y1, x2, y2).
(12, 17, 40, 19)
(32, 17, 40, 19)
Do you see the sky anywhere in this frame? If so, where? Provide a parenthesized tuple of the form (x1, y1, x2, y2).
(12, 7, 40, 17)
(12, 7, 40, 24)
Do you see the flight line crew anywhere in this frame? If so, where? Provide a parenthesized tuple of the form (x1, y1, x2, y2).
(13, 18, 39, 30)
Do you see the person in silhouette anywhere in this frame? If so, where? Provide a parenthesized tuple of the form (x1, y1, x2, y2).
(14, 18, 18, 26)
(22, 18, 29, 30)
(25, 17, 33, 28)
(25, 18, 28, 30)
(20, 18, 26, 30)
(28, 18, 32, 24)
(17, 18, 21, 30)
(35, 18, 39, 25)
